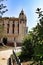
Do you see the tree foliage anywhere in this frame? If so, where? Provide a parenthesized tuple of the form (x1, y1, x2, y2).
(0, 0, 8, 17)
(19, 35, 34, 62)
(30, 8, 43, 57)
(36, 8, 43, 40)
(30, 8, 43, 65)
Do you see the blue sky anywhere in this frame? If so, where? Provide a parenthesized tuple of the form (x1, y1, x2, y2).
(3, 0, 43, 31)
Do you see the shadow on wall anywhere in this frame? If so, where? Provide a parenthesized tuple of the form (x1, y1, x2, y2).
(6, 42, 22, 47)
(2, 37, 22, 47)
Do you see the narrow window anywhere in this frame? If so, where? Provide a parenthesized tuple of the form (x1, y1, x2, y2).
(7, 24, 9, 33)
(3, 21, 4, 26)
(18, 23, 19, 34)
(12, 24, 14, 34)
(12, 21, 15, 34)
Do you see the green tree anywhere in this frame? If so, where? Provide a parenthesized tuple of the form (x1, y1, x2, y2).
(30, 8, 43, 65)
(0, 0, 8, 17)
(19, 35, 34, 62)
(31, 8, 43, 56)
(36, 8, 43, 41)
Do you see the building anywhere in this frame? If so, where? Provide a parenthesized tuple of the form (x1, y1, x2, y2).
(0, 10, 28, 44)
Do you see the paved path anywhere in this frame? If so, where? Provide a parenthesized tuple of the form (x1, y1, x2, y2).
(0, 47, 21, 65)
(0, 50, 12, 65)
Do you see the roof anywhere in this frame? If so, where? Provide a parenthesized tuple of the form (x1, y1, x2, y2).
(0, 17, 19, 21)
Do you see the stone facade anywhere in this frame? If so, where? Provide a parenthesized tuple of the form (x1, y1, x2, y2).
(0, 10, 28, 43)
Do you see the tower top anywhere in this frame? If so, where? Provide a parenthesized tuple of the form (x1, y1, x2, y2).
(19, 9, 24, 16)
(19, 9, 27, 21)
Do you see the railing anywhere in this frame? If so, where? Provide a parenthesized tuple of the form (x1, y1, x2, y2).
(13, 50, 21, 65)
(7, 50, 21, 65)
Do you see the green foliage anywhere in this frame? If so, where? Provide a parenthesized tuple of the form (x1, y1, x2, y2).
(19, 36, 34, 62)
(30, 8, 43, 65)
(22, 38, 34, 55)
(34, 8, 43, 56)
(36, 8, 43, 40)
(16, 52, 21, 56)
(29, 8, 43, 57)
(0, 0, 8, 17)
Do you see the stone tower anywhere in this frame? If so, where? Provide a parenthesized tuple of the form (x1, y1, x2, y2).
(18, 9, 27, 42)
